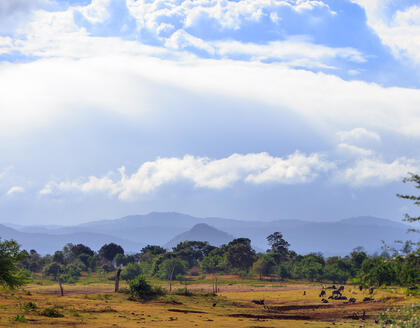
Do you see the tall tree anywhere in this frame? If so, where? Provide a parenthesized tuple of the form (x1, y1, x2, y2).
(99, 243, 124, 263)
(0, 239, 27, 289)
(397, 173, 420, 232)
(266, 232, 290, 263)
(225, 242, 256, 272)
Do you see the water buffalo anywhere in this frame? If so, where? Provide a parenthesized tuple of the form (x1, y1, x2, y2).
(332, 290, 342, 296)
(319, 290, 326, 297)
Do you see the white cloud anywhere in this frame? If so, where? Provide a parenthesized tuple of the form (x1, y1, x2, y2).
(1, 54, 420, 138)
(6, 186, 25, 195)
(337, 128, 381, 144)
(337, 143, 373, 157)
(127, 0, 334, 32)
(214, 39, 366, 67)
(0, 0, 51, 34)
(336, 157, 419, 187)
(40, 152, 334, 200)
(353, 1, 420, 65)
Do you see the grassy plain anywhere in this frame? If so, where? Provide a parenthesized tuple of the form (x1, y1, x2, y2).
(0, 274, 418, 327)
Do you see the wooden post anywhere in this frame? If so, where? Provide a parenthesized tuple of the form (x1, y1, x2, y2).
(115, 267, 122, 292)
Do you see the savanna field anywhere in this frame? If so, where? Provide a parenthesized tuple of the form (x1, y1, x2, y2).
(1, 273, 418, 328)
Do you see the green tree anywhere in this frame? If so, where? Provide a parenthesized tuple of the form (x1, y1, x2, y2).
(201, 254, 224, 293)
(71, 244, 94, 257)
(43, 262, 65, 296)
(225, 239, 257, 272)
(252, 254, 276, 280)
(99, 243, 124, 264)
(0, 239, 28, 289)
(397, 173, 420, 232)
(121, 263, 143, 281)
(173, 241, 215, 268)
(266, 232, 290, 264)
(157, 258, 187, 291)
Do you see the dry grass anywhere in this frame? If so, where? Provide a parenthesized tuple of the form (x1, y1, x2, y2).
(0, 276, 417, 327)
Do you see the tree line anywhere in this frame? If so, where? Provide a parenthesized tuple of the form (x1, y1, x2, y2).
(0, 231, 418, 292)
(1, 173, 418, 291)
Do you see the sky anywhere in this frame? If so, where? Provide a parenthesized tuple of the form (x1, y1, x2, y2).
(0, 0, 419, 225)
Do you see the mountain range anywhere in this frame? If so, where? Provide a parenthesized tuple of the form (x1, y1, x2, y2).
(1, 212, 413, 256)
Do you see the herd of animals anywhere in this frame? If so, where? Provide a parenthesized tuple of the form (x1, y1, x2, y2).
(251, 284, 378, 307)
(318, 285, 374, 304)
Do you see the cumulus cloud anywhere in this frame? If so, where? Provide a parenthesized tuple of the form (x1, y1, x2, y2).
(127, 0, 334, 33)
(353, 1, 420, 65)
(39, 152, 334, 200)
(336, 157, 419, 187)
(6, 186, 25, 196)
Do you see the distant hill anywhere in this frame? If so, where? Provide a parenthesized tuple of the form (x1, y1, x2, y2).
(164, 223, 233, 249)
(0, 224, 144, 255)
(2, 212, 413, 256)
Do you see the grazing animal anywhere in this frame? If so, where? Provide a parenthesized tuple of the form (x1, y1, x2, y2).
(409, 286, 418, 290)
(338, 285, 344, 292)
(252, 300, 265, 305)
(319, 290, 326, 297)
(328, 296, 333, 299)
(303, 291, 306, 296)
(212, 303, 216, 307)
(348, 297, 356, 303)
(359, 285, 363, 291)
(332, 290, 341, 296)
(369, 287, 374, 294)
(331, 285, 336, 289)
(363, 297, 374, 302)
(321, 298, 329, 303)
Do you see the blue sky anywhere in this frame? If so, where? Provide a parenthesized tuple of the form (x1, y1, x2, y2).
(0, 0, 419, 225)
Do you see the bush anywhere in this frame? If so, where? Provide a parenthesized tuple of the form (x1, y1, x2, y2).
(129, 275, 165, 300)
(121, 263, 142, 281)
(23, 302, 37, 311)
(41, 307, 64, 318)
(60, 264, 81, 284)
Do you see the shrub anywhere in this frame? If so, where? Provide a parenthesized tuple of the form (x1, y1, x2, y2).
(13, 314, 25, 322)
(121, 263, 142, 281)
(129, 275, 165, 300)
(41, 307, 64, 318)
(23, 302, 37, 311)
(60, 264, 81, 284)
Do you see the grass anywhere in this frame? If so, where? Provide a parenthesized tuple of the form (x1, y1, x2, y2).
(0, 275, 418, 327)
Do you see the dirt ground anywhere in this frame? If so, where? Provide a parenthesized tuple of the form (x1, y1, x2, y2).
(0, 278, 417, 327)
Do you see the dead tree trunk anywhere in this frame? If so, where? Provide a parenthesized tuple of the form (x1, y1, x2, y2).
(169, 265, 175, 292)
(114, 267, 122, 292)
(58, 277, 64, 296)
